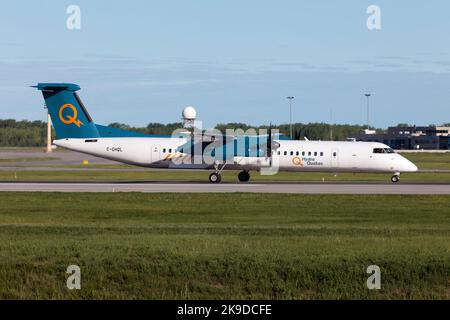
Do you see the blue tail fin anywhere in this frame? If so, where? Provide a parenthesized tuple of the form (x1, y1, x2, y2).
(33, 83, 99, 139)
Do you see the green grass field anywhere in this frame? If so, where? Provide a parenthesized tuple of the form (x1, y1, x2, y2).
(0, 157, 60, 163)
(0, 192, 448, 299)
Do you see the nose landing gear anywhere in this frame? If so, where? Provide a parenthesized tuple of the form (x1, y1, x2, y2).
(391, 173, 400, 183)
(238, 170, 250, 182)
(209, 172, 222, 183)
(209, 161, 227, 183)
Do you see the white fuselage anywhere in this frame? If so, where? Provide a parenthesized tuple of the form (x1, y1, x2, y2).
(54, 138, 418, 174)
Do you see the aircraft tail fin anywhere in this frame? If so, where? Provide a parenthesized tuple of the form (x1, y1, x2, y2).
(33, 83, 99, 139)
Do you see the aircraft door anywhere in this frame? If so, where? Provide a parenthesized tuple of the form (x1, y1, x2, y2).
(331, 149, 339, 167)
(151, 145, 161, 163)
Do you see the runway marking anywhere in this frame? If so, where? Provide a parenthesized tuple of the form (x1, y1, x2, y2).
(1, 182, 450, 194)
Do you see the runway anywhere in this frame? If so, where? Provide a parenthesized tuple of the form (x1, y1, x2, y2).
(1, 182, 450, 194)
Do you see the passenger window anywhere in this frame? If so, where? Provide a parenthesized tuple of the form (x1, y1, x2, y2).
(163, 148, 166, 153)
(302, 151, 305, 156)
(284, 151, 287, 156)
(296, 151, 299, 156)
(308, 152, 311, 156)
(320, 152, 323, 156)
(333, 152, 337, 157)
(169, 148, 172, 153)
(290, 151, 293, 156)
(314, 152, 317, 156)
(278, 151, 280, 155)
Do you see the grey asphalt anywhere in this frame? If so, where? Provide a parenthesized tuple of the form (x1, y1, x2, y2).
(1, 182, 450, 194)
(0, 149, 116, 166)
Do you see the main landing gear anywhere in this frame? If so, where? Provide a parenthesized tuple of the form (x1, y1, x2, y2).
(391, 173, 400, 183)
(238, 170, 250, 182)
(209, 172, 222, 183)
(208, 165, 251, 184)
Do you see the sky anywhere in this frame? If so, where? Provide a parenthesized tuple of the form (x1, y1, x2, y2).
(1, 0, 450, 128)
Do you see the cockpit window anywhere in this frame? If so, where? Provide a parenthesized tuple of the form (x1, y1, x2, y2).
(373, 148, 395, 154)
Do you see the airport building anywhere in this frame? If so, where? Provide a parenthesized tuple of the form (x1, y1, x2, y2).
(352, 125, 450, 150)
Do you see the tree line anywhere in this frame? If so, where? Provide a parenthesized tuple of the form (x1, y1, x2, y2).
(0, 118, 440, 147)
(0, 120, 49, 147)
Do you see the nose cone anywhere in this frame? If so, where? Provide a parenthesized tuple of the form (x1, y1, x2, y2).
(401, 157, 418, 172)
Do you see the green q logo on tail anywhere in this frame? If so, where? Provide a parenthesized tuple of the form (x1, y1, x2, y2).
(59, 104, 84, 127)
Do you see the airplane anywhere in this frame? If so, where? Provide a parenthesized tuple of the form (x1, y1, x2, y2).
(33, 83, 418, 183)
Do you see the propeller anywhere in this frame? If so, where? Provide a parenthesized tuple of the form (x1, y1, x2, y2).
(267, 123, 272, 156)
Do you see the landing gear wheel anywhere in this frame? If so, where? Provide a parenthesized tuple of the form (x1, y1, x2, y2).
(391, 175, 399, 183)
(209, 172, 222, 183)
(238, 171, 250, 182)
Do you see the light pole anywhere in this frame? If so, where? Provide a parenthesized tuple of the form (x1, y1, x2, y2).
(365, 93, 371, 130)
(44, 105, 52, 153)
(287, 96, 294, 139)
(329, 108, 333, 140)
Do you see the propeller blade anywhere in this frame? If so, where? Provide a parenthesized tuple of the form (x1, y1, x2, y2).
(267, 123, 272, 156)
